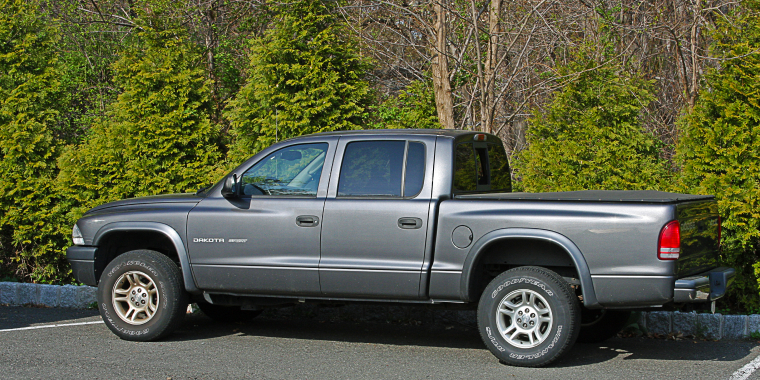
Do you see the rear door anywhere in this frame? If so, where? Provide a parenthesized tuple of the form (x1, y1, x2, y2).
(319, 136, 435, 299)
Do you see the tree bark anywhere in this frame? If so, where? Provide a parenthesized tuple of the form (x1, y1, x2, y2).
(431, 0, 455, 129)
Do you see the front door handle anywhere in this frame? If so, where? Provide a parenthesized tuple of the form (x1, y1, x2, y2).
(398, 217, 423, 229)
(296, 215, 320, 227)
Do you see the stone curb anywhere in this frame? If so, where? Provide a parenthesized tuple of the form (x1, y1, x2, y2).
(0, 282, 96, 309)
(1, 281, 759, 340)
(640, 311, 759, 340)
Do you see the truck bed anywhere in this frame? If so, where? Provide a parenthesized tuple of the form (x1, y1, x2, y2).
(456, 190, 714, 204)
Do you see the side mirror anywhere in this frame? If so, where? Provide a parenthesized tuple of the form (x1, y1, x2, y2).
(221, 174, 238, 198)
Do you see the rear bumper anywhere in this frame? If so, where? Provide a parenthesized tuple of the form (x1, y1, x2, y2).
(674, 266, 735, 303)
(66, 246, 98, 287)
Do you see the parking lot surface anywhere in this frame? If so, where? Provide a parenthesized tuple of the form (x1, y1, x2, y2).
(1, 305, 759, 380)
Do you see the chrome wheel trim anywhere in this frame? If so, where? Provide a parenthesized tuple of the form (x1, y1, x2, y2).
(111, 271, 159, 325)
(496, 289, 553, 348)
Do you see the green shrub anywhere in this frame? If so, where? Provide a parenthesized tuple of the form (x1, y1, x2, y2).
(0, 0, 71, 282)
(516, 43, 669, 192)
(371, 80, 441, 130)
(677, 1, 760, 312)
(225, 0, 373, 160)
(57, 28, 223, 219)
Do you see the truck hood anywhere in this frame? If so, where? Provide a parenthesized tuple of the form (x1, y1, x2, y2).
(85, 193, 204, 214)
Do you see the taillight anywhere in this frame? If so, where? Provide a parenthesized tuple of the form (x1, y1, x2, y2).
(658, 220, 681, 260)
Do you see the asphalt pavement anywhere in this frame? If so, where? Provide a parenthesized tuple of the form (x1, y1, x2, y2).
(1, 305, 759, 380)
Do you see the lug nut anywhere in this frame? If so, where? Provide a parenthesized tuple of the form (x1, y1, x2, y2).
(531, 313, 535, 318)
(523, 323, 527, 328)
(517, 318, 521, 323)
(530, 321, 535, 326)
(132, 290, 136, 295)
(518, 311, 522, 315)
(141, 300, 145, 304)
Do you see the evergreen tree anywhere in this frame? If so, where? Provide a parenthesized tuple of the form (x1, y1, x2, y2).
(58, 29, 223, 217)
(226, 0, 373, 157)
(678, 1, 760, 310)
(516, 43, 667, 192)
(371, 80, 441, 129)
(0, 0, 70, 282)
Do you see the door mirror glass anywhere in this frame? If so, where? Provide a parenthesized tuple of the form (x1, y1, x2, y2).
(221, 174, 238, 198)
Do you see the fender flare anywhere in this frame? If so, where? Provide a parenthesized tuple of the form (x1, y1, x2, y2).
(460, 228, 599, 308)
(93, 221, 199, 293)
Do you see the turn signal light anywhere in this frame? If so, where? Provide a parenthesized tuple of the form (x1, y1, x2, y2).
(658, 220, 681, 260)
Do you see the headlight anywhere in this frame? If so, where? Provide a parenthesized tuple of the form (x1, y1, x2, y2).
(72, 224, 85, 245)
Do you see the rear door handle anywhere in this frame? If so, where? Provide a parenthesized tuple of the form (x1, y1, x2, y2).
(398, 217, 423, 229)
(296, 215, 320, 227)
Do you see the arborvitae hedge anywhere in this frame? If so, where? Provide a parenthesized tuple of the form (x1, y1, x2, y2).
(58, 29, 223, 219)
(517, 45, 669, 192)
(0, 0, 71, 282)
(372, 80, 441, 130)
(678, 1, 760, 311)
(226, 0, 372, 158)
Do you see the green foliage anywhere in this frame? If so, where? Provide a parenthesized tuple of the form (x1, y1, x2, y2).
(57, 28, 223, 218)
(226, 0, 373, 158)
(0, 0, 71, 282)
(677, 1, 760, 311)
(371, 80, 441, 129)
(516, 43, 668, 192)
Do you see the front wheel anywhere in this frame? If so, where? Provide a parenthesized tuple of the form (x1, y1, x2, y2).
(97, 250, 188, 341)
(477, 266, 580, 367)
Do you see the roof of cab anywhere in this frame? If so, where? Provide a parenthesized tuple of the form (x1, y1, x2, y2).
(283, 129, 480, 141)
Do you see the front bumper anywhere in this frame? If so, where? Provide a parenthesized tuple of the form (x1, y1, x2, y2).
(673, 266, 735, 303)
(66, 246, 98, 287)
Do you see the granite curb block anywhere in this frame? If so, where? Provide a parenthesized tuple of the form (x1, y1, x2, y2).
(0, 281, 96, 309)
(642, 311, 759, 340)
(1, 280, 759, 340)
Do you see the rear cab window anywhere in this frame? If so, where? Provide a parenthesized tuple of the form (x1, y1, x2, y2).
(453, 139, 511, 194)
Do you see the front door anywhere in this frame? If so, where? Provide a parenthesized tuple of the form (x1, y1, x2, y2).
(319, 137, 434, 299)
(187, 141, 334, 296)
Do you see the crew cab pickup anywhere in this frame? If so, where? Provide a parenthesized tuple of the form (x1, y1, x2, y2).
(66, 129, 731, 367)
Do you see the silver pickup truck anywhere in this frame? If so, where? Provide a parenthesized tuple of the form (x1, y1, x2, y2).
(66, 129, 731, 367)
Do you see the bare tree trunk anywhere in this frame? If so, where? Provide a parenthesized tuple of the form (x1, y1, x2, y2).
(483, 0, 501, 134)
(432, 0, 455, 129)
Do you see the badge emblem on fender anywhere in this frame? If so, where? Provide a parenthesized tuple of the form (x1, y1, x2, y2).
(193, 238, 225, 243)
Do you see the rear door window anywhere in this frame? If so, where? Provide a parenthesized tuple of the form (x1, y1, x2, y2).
(338, 140, 426, 198)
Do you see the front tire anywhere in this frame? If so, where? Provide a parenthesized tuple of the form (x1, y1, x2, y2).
(477, 266, 580, 367)
(98, 250, 188, 341)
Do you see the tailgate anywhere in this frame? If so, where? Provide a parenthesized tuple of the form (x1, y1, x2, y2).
(676, 200, 721, 278)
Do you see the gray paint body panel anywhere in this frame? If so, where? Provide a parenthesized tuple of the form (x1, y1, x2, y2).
(64, 130, 725, 309)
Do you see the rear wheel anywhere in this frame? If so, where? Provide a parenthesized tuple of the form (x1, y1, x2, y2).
(576, 308, 632, 343)
(97, 250, 188, 341)
(477, 266, 580, 367)
(197, 302, 263, 323)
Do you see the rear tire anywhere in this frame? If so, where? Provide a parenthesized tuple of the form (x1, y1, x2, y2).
(97, 250, 188, 341)
(477, 266, 580, 367)
(198, 302, 263, 323)
(576, 308, 632, 343)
